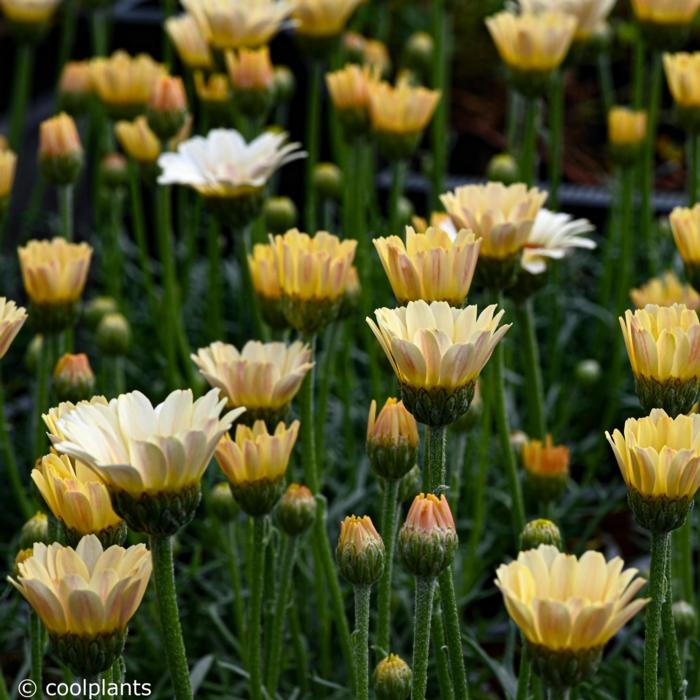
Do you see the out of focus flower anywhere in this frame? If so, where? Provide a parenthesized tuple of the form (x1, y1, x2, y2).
(158, 129, 304, 226)
(276, 482, 316, 535)
(373, 226, 480, 306)
(216, 420, 299, 515)
(32, 453, 124, 546)
(620, 304, 700, 415)
(192, 340, 313, 424)
(486, 11, 576, 95)
(38, 112, 83, 185)
(517, 0, 616, 41)
(18, 512, 49, 549)
(97, 152, 134, 189)
(263, 196, 297, 234)
(608, 107, 647, 165)
(9, 536, 151, 676)
(0, 0, 61, 32)
(115, 116, 161, 164)
(398, 493, 457, 577)
(50, 389, 241, 535)
(225, 47, 275, 117)
(631, 0, 700, 30)
(496, 545, 648, 688)
(522, 434, 570, 502)
(368, 79, 440, 160)
(630, 271, 700, 309)
(368, 300, 510, 426)
(90, 51, 165, 119)
(18, 238, 92, 332)
(96, 312, 131, 356)
(366, 397, 418, 480)
(248, 242, 286, 327)
(607, 409, 700, 530)
(0, 298, 26, 359)
(671, 204, 700, 288)
(194, 71, 230, 105)
(664, 52, 700, 130)
(52, 353, 95, 403)
(293, 0, 364, 41)
(273, 65, 296, 102)
(271, 228, 357, 334)
(166, 13, 213, 70)
(336, 514, 385, 586)
(0, 149, 17, 207)
(326, 63, 378, 138)
(486, 152, 520, 185)
(58, 61, 93, 115)
(313, 161, 343, 199)
(183, 0, 294, 50)
(147, 75, 188, 141)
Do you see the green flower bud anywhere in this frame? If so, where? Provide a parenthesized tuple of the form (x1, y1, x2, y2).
(83, 296, 119, 330)
(403, 32, 433, 77)
(575, 358, 601, 386)
(519, 519, 562, 551)
(672, 600, 697, 641)
(313, 162, 343, 201)
(25, 334, 43, 373)
(273, 66, 296, 103)
(373, 653, 412, 700)
(209, 482, 240, 522)
(264, 196, 298, 234)
(276, 483, 317, 536)
(397, 464, 421, 503)
(486, 153, 520, 185)
(19, 512, 49, 549)
(336, 515, 385, 586)
(96, 312, 131, 356)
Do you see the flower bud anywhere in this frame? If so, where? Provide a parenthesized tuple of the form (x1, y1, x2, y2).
(264, 196, 298, 234)
(0, 149, 17, 213)
(273, 66, 296, 103)
(373, 653, 412, 700)
(83, 296, 119, 330)
(397, 464, 421, 503)
(403, 31, 433, 78)
(96, 312, 131, 356)
(25, 334, 43, 373)
(147, 76, 188, 141)
(672, 600, 697, 641)
(53, 353, 95, 403)
(19, 512, 49, 549)
(486, 153, 519, 185)
(209, 482, 240, 522)
(336, 515, 385, 586)
(451, 380, 483, 433)
(366, 398, 419, 480)
(519, 518, 562, 551)
(313, 162, 343, 201)
(58, 61, 93, 116)
(398, 494, 457, 578)
(608, 107, 647, 167)
(575, 358, 601, 386)
(522, 435, 570, 503)
(225, 48, 275, 119)
(100, 153, 129, 190)
(13, 548, 33, 577)
(38, 113, 84, 186)
(276, 483, 317, 536)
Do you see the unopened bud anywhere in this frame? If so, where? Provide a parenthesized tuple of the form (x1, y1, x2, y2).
(147, 76, 188, 141)
(276, 483, 317, 536)
(53, 353, 95, 403)
(397, 464, 421, 503)
(264, 196, 298, 234)
(19, 512, 49, 549)
(38, 113, 84, 186)
(486, 153, 519, 185)
(314, 162, 343, 201)
(336, 515, 385, 586)
(84, 296, 119, 330)
(100, 153, 129, 189)
(209, 482, 240, 522)
(403, 32, 433, 77)
(366, 398, 419, 480)
(373, 653, 412, 700)
(672, 600, 697, 641)
(58, 61, 93, 116)
(519, 518, 562, 551)
(96, 312, 131, 356)
(575, 358, 601, 386)
(273, 65, 296, 103)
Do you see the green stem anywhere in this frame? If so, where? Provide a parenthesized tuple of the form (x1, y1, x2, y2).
(520, 99, 538, 186)
(432, 600, 455, 700)
(8, 43, 34, 151)
(104, 190, 122, 301)
(548, 71, 564, 211)
(516, 642, 531, 700)
(412, 577, 437, 700)
(265, 535, 298, 696)
(632, 35, 645, 109)
(248, 517, 266, 700)
(304, 61, 322, 232)
(426, 425, 447, 491)
(0, 664, 9, 700)
(388, 160, 407, 234)
(662, 543, 687, 700)
(493, 302, 525, 538)
(30, 611, 44, 700)
(674, 515, 693, 603)
(150, 535, 192, 700)
(438, 568, 469, 700)
(430, 0, 449, 208)
(90, 9, 109, 56)
(376, 479, 400, 656)
(235, 225, 265, 341)
(597, 52, 615, 116)
(59, 185, 73, 241)
(517, 300, 546, 439)
(207, 217, 223, 341)
(33, 334, 54, 460)
(353, 585, 371, 700)
(0, 375, 33, 518)
(300, 334, 318, 493)
(54, 0, 77, 80)
(315, 322, 339, 468)
(162, 0, 174, 67)
(222, 522, 245, 648)
(287, 597, 310, 695)
(644, 531, 670, 700)
(687, 132, 700, 206)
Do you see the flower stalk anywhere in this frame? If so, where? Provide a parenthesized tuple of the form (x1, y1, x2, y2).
(30, 611, 43, 699)
(520, 98, 538, 186)
(304, 61, 322, 231)
(548, 70, 564, 210)
(430, 0, 449, 207)
(375, 478, 400, 655)
(644, 530, 669, 700)
(687, 132, 700, 206)
(412, 576, 436, 700)
(662, 547, 686, 700)
(9, 43, 34, 150)
(516, 299, 546, 439)
(59, 185, 73, 241)
(353, 585, 372, 700)
(248, 516, 266, 700)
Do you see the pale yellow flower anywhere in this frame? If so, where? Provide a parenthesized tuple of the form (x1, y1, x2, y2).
(9, 535, 151, 636)
(373, 226, 481, 306)
(496, 544, 648, 651)
(620, 304, 700, 382)
(632, 0, 700, 25)
(0, 0, 60, 24)
(0, 298, 26, 359)
(293, 0, 364, 38)
(32, 454, 123, 536)
(367, 300, 510, 391)
(18, 238, 92, 307)
(485, 11, 576, 73)
(192, 340, 313, 412)
(248, 242, 281, 301)
(115, 116, 161, 163)
(608, 107, 647, 146)
(368, 79, 440, 135)
(664, 52, 700, 108)
(225, 47, 274, 90)
(0, 150, 17, 200)
(671, 203, 700, 263)
(606, 409, 700, 499)
(630, 271, 700, 309)
(517, 0, 615, 40)
(165, 13, 213, 70)
(326, 63, 377, 112)
(440, 182, 548, 260)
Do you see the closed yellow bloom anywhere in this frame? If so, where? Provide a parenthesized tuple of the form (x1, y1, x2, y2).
(225, 47, 274, 90)
(0, 0, 60, 25)
(522, 435, 570, 478)
(326, 64, 377, 137)
(671, 203, 700, 263)
(630, 271, 700, 309)
(9, 535, 151, 637)
(367, 398, 419, 448)
(165, 14, 213, 70)
(373, 226, 480, 306)
(336, 514, 385, 585)
(293, 0, 364, 38)
(632, 0, 700, 25)
(496, 545, 648, 652)
(192, 339, 313, 418)
(608, 107, 647, 146)
(367, 300, 511, 391)
(59, 61, 93, 97)
(115, 116, 161, 163)
(441, 182, 548, 260)
(0, 150, 17, 201)
(183, 0, 294, 50)
(620, 304, 700, 382)
(606, 409, 700, 500)
(90, 51, 165, 117)
(485, 11, 576, 73)
(368, 79, 440, 136)
(32, 454, 123, 538)
(39, 112, 82, 160)
(664, 52, 700, 107)
(18, 238, 92, 307)
(194, 71, 230, 103)
(0, 298, 27, 359)
(249, 242, 280, 301)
